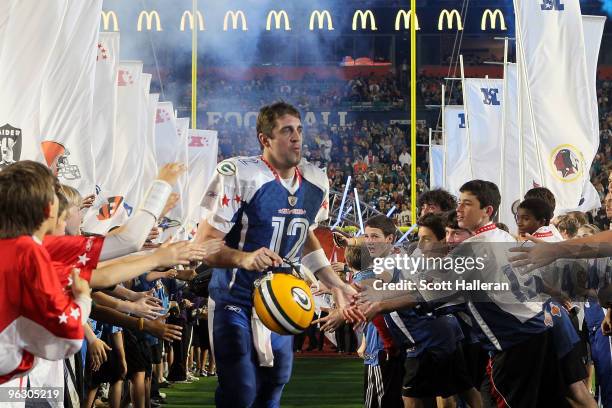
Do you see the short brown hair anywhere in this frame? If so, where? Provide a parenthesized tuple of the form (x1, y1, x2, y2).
(256, 101, 301, 149)
(59, 184, 81, 208)
(556, 215, 580, 238)
(344, 245, 371, 271)
(0, 161, 58, 238)
(365, 214, 397, 239)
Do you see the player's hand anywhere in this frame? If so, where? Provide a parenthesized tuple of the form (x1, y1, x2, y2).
(130, 297, 165, 320)
(312, 309, 345, 332)
(70, 269, 91, 300)
(157, 163, 186, 186)
(240, 247, 283, 272)
(160, 193, 180, 219)
(359, 301, 382, 321)
(80, 194, 95, 210)
(88, 339, 111, 372)
(602, 308, 612, 336)
(508, 235, 557, 274)
(145, 316, 183, 341)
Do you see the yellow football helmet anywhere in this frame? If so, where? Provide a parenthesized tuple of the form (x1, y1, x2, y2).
(253, 272, 315, 335)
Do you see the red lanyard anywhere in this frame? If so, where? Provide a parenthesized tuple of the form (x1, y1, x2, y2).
(260, 155, 302, 187)
(474, 223, 497, 236)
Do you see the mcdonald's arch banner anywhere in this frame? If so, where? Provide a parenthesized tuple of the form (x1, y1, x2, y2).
(514, 0, 596, 212)
(0, 1, 68, 167)
(429, 144, 444, 190)
(443, 105, 471, 196)
(186, 129, 219, 234)
(40, 0, 102, 195)
(91, 32, 120, 195)
(463, 78, 503, 184)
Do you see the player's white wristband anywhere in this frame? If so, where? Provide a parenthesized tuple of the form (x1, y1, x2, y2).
(139, 180, 172, 220)
(302, 248, 331, 276)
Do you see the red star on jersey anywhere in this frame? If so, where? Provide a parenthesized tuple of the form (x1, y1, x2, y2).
(221, 194, 230, 207)
(321, 200, 328, 210)
(234, 194, 241, 204)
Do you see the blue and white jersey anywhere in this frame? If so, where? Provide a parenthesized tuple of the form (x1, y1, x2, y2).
(202, 156, 329, 307)
(417, 223, 549, 351)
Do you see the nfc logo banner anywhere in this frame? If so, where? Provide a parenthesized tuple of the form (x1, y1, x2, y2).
(541, 0, 564, 11)
(480, 88, 500, 106)
(458, 113, 466, 129)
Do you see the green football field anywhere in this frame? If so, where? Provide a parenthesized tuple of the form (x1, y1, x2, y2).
(163, 357, 364, 407)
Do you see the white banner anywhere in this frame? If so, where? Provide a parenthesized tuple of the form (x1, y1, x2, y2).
(91, 32, 119, 195)
(500, 63, 521, 229)
(443, 105, 471, 196)
(154, 102, 178, 168)
(0, 1, 68, 167)
(186, 129, 219, 235)
(515, 0, 596, 212)
(169, 118, 190, 223)
(82, 61, 143, 233)
(429, 144, 444, 190)
(40, 0, 102, 195)
(463, 78, 504, 184)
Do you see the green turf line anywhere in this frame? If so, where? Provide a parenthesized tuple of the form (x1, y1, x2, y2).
(163, 357, 364, 407)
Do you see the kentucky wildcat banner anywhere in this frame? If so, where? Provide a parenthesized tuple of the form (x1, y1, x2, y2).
(514, 0, 596, 211)
(443, 105, 471, 196)
(463, 78, 504, 185)
(40, 0, 102, 195)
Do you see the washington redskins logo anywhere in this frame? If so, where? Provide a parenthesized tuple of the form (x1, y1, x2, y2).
(117, 70, 134, 86)
(97, 196, 124, 220)
(549, 144, 584, 183)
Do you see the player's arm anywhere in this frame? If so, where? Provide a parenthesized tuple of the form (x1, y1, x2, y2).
(195, 220, 282, 271)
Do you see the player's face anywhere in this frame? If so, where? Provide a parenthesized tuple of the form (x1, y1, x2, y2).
(418, 226, 444, 257)
(420, 203, 441, 217)
(457, 192, 491, 232)
(364, 226, 393, 258)
(264, 114, 303, 170)
(516, 208, 543, 236)
(65, 205, 81, 236)
(445, 227, 472, 248)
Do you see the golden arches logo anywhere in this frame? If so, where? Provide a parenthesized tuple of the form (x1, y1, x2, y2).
(180, 10, 205, 31)
(137, 10, 162, 31)
(223, 10, 248, 31)
(352, 9, 377, 31)
(101, 10, 119, 32)
(266, 10, 290, 31)
(309, 10, 333, 30)
(438, 9, 463, 31)
(481, 9, 506, 31)
(394, 10, 420, 31)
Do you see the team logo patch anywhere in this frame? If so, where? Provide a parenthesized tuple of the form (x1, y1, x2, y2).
(0, 123, 21, 170)
(97, 196, 124, 220)
(291, 287, 312, 312)
(550, 304, 561, 317)
(288, 196, 298, 207)
(217, 161, 236, 176)
(224, 305, 242, 313)
(550, 144, 584, 183)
